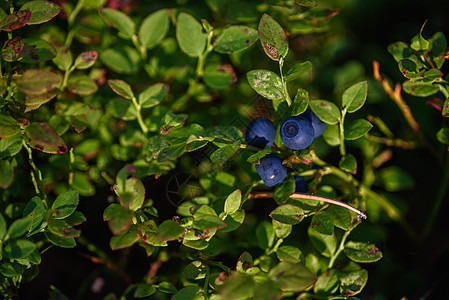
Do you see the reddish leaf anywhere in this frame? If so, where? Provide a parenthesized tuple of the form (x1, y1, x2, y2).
(0, 9, 32, 31)
(24, 122, 68, 154)
(2, 37, 24, 62)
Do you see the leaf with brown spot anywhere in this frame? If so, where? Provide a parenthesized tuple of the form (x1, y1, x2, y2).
(17, 69, 61, 94)
(24, 122, 67, 154)
(0, 9, 31, 31)
(258, 14, 288, 61)
(20, 1, 61, 25)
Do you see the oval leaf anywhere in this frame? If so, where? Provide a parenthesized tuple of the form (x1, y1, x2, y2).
(108, 79, 134, 99)
(176, 12, 206, 57)
(247, 69, 284, 100)
(3, 239, 36, 259)
(214, 25, 258, 54)
(158, 219, 184, 241)
(52, 190, 79, 219)
(270, 204, 304, 225)
(17, 69, 61, 94)
(74, 51, 98, 69)
(344, 119, 372, 140)
(342, 81, 368, 113)
(20, 1, 61, 25)
(258, 14, 288, 61)
(100, 46, 141, 74)
(403, 81, 439, 97)
(0, 115, 20, 138)
(339, 269, 368, 296)
(224, 189, 241, 215)
(311, 210, 334, 235)
(25, 122, 68, 154)
(138, 9, 170, 49)
(309, 100, 341, 125)
(101, 8, 135, 39)
(268, 262, 316, 292)
(139, 83, 169, 108)
(344, 241, 383, 263)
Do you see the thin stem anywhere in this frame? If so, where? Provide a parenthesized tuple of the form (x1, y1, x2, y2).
(23, 141, 48, 207)
(339, 109, 346, 156)
(61, 66, 75, 91)
(196, 31, 214, 78)
(328, 225, 353, 269)
(279, 57, 292, 106)
(365, 134, 417, 149)
(132, 34, 147, 60)
(202, 265, 210, 300)
(131, 96, 149, 134)
(65, 0, 84, 48)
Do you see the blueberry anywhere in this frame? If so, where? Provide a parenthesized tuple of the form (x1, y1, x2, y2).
(256, 154, 287, 187)
(303, 109, 326, 137)
(280, 115, 314, 150)
(294, 176, 308, 193)
(245, 117, 276, 148)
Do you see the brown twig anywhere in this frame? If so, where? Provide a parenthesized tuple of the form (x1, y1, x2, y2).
(144, 251, 168, 283)
(78, 252, 132, 284)
(248, 191, 367, 219)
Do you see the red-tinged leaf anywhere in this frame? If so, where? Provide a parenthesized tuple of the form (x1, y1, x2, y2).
(0, 9, 31, 31)
(20, 1, 61, 25)
(17, 69, 61, 94)
(2, 36, 24, 62)
(24, 122, 68, 154)
(70, 115, 87, 133)
(23, 89, 60, 112)
(74, 51, 98, 69)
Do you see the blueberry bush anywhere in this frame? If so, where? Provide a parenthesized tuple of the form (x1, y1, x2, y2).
(1, 0, 448, 299)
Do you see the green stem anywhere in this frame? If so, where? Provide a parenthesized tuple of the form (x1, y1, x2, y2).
(61, 66, 75, 91)
(23, 142, 48, 208)
(132, 34, 147, 60)
(339, 109, 347, 156)
(266, 238, 283, 255)
(65, 0, 84, 48)
(196, 31, 214, 78)
(202, 265, 210, 299)
(279, 57, 292, 106)
(131, 96, 149, 134)
(328, 227, 352, 269)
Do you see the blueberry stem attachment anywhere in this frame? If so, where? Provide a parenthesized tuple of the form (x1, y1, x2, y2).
(248, 191, 366, 220)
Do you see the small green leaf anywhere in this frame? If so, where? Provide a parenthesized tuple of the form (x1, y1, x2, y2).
(44, 230, 76, 248)
(158, 282, 177, 294)
(411, 21, 429, 51)
(47, 219, 81, 238)
(0, 115, 21, 138)
(268, 262, 316, 292)
(0, 212, 6, 239)
(2, 36, 25, 62)
(210, 142, 240, 164)
(270, 204, 304, 225)
(344, 241, 383, 263)
(309, 100, 341, 125)
(108, 79, 134, 100)
(25, 122, 68, 154)
(100, 46, 141, 74)
(138, 9, 169, 49)
(20, 1, 61, 25)
(247, 147, 271, 164)
(224, 189, 241, 215)
(437, 128, 449, 145)
(220, 210, 245, 233)
(20, 38, 56, 63)
(103, 203, 134, 235)
(291, 88, 309, 116)
(0, 262, 25, 277)
(172, 286, 202, 300)
(176, 12, 206, 57)
(276, 245, 304, 263)
(52, 190, 79, 219)
(422, 68, 443, 83)
(379, 166, 414, 192)
(236, 251, 253, 272)
(158, 220, 184, 241)
(107, 98, 137, 120)
(214, 25, 258, 54)
(204, 64, 235, 88)
(101, 8, 135, 39)
(110, 226, 139, 250)
(139, 83, 168, 108)
(328, 205, 351, 231)
(3, 239, 36, 258)
(134, 283, 156, 298)
(52, 46, 73, 71)
(73, 51, 98, 69)
(272, 219, 292, 239)
(403, 81, 439, 97)
(68, 75, 98, 96)
(192, 215, 226, 230)
(342, 81, 368, 113)
(17, 69, 61, 94)
(344, 119, 372, 140)
(220, 272, 255, 300)
(0, 133, 23, 158)
(339, 269, 368, 296)
(182, 238, 209, 250)
(273, 176, 295, 204)
(398, 59, 420, 79)
(114, 176, 145, 211)
(256, 221, 275, 249)
(183, 261, 207, 280)
(7, 217, 32, 238)
(258, 14, 288, 61)
(339, 153, 357, 174)
(0, 159, 14, 189)
(308, 226, 337, 258)
(285, 61, 312, 82)
(247, 69, 284, 100)
(314, 268, 339, 295)
(311, 210, 334, 235)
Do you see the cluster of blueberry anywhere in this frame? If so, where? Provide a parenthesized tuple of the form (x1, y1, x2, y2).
(245, 109, 326, 190)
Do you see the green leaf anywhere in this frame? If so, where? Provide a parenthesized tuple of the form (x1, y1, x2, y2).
(0, 133, 23, 158)
(183, 261, 207, 280)
(247, 147, 271, 164)
(100, 46, 141, 74)
(276, 245, 304, 263)
(220, 272, 255, 300)
(258, 14, 288, 60)
(0, 10, 31, 31)
(158, 220, 184, 241)
(107, 98, 137, 120)
(2, 36, 25, 62)
(47, 219, 81, 238)
(17, 69, 61, 94)
(256, 221, 275, 250)
(20, 38, 56, 63)
(44, 230, 76, 248)
(210, 142, 240, 164)
(285, 61, 312, 82)
(114, 176, 145, 211)
(311, 210, 334, 235)
(0, 159, 14, 189)
(437, 128, 449, 145)
(20, 1, 61, 25)
(314, 268, 339, 295)
(110, 226, 139, 250)
(103, 203, 134, 235)
(224, 189, 241, 215)
(172, 286, 202, 300)
(328, 205, 351, 231)
(339, 269, 368, 296)
(25, 122, 68, 154)
(138, 9, 169, 49)
(236, 251, 253, 272)
(204, 64, 235, 88)
(270, 204, 304, 225)
(344, 119, 372, 140)
(272, 219, 292, 239)
(182, 238, 209, 250)
(442, 98, 449, 118)
(134, 283, 156, 298)
(3, 239, 36, 258)
(157, 143, 186, 163)
(108, 79, 134, 100)
(0, 212, 6, 239)
(379, 166, 415, 192)
(308, 226, 337, 258)
(214, 25, 258, 54)
(268, 262, 316, 292)
(176, 12, 206, 57)
(220, 210, 245, 233)
(101, 8, 135, 39)
(68, 75, 98, 96)
(411, 21, 429, 51)
(342, 81, 368, 113)
(273, 176, 295, 204)
(158, 282, 177, 294)
(291, 88, 309, 116)
(52, 190, 79, 219)
(339, 153, 357, 174)
(398, 59, 420, 79)
(0, 261, 26, 277)
(403, 81, 439, 97)
(7, 217, 32, 238)
(422, 68, 443, 83)
(73, 51, 98, 69)
(309, 100, 341, 125)
(344, 241, 382, 263)
(52, 46, 73, 71)
(139, 83, 168, 108)
(192, 215, 226, 230)
(0, 114, 20, 138)
(247, 69, 284, 100)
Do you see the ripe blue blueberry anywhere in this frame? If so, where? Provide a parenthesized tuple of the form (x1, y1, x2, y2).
(294, 176, 308, 193)
(245, 117, 276, 148)
(304, 109, 326, 137)
(280, 115, 314, 150)
(256, 154, 287, 187)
